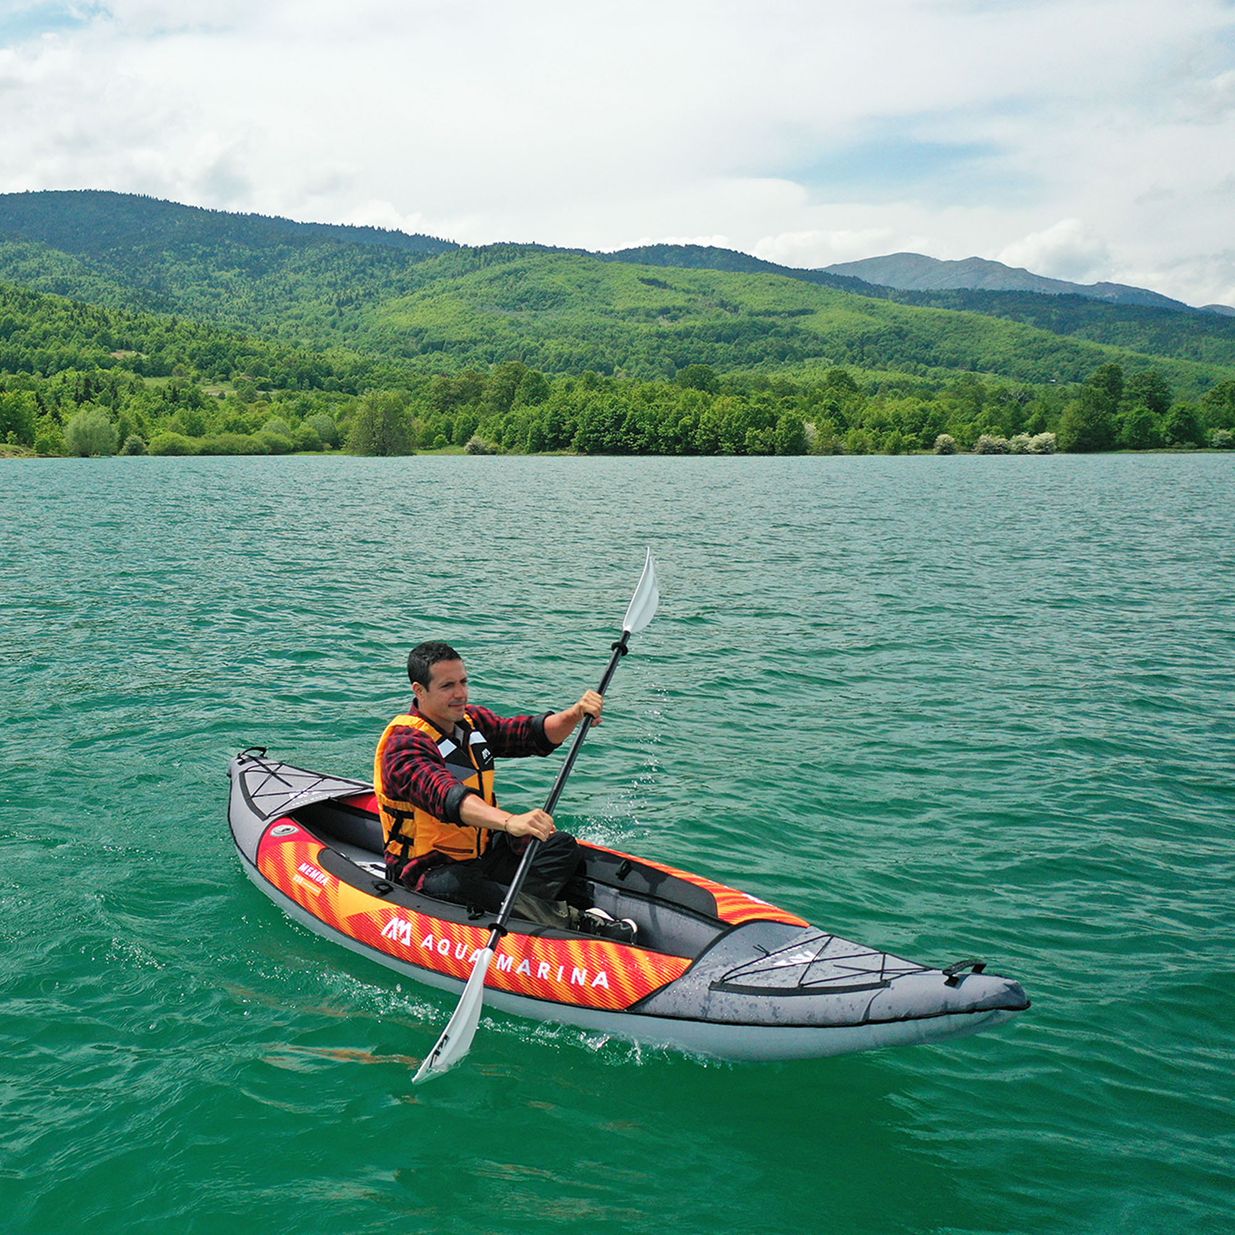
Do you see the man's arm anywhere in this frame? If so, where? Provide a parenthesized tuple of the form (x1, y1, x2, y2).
(457, 793, 557, 842)
(543, 689, 604, 746)
(471, 691, 604, 759)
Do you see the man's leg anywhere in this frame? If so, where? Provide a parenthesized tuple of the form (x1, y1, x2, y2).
(468, 832, 577, 898)
(474, 833, 582, 927)
(418, 859, 507, 913)
(416, 835, 579, 913)
(410, 838, 631, 938)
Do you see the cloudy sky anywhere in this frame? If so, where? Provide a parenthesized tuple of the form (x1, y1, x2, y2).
(2, 0, 1234, 305)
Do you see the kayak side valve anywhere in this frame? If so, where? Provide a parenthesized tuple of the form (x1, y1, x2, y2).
(942, 959, 987, 986)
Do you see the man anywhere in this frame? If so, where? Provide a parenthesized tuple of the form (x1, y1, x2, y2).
(374, 640, 636, 941)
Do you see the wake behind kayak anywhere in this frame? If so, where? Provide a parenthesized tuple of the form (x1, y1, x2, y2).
(228, 749, 1029, 1062)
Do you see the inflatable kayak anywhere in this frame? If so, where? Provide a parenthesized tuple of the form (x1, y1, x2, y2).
(228, 749, 1029, 1061)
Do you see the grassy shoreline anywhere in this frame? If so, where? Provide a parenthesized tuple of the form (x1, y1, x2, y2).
(6, 444, 1232, 461)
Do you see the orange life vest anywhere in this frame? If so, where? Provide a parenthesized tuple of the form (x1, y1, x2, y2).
(373, 710, 498, 865)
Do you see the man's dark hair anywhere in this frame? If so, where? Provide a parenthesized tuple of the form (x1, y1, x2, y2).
(407, 641, 462, 690)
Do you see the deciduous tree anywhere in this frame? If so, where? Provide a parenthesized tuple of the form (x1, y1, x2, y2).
(64, 406, 118, 456)
(348, 391, 416, 456)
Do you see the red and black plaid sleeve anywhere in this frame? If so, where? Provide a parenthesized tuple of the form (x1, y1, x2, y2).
(466, 706, 559, 759)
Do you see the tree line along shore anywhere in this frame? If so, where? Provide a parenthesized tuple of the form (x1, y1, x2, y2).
(2, 357, 1233, 460)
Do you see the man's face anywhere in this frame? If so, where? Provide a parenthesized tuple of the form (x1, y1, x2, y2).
(416, 658, 469, 726)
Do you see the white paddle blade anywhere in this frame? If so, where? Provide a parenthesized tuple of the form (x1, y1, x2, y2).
(622, 548, 659, 635)
(413, 946, 495, 1083)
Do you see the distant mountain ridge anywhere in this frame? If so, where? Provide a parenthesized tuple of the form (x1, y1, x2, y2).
(7, 190, 1221, 315)
(823, 251, 1228, 315)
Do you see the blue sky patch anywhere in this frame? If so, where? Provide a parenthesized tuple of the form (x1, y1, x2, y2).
(784, 133, 1011, 202)
(0, 3, 101, 46)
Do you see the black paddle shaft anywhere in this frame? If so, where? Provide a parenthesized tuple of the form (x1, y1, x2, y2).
(485, 631, 631, 938)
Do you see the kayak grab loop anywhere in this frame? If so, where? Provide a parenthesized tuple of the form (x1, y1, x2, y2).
(372, 881, 394, 898)
(943, 959, 987, 986)
(236, 746, 294, 789)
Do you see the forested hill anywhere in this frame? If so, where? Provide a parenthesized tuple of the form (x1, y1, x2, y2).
(0, 190, 455, 259)
(599, 244, 868, 293)
(2, 192, 1233, 394)
(599, 244, 1235, 369)
(0, 279, 400, 390)
(358, 249, 1234, 391)
(0, 190, 457, 339)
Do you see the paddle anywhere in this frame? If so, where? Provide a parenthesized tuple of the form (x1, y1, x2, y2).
(413, 548, 660, 1083)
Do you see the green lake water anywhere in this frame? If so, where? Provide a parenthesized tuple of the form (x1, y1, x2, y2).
(1, 454, 1232, 1233)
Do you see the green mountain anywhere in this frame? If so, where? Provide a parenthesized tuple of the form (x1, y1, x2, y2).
(6, 199, 1234, 462)
(0, 189, 456, 343)
(600, 243, 864, 291)
(598, 243, 1235, 370)
(1, 191, 1233, 398)
(358, 248, 1234, 389)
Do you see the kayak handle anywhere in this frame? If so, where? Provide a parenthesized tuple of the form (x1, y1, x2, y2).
(943, 959, 987, 986)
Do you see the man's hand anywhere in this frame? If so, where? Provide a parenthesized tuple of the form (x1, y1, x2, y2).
(544, 690, 605, 745)
(503, 808, 556, 841)
(574, 689, 604, 726)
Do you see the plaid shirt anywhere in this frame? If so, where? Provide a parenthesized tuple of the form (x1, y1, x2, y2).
(380, 705, 558, 824)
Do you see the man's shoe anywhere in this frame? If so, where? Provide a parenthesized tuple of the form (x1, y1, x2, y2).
(580, 907, 638, 945)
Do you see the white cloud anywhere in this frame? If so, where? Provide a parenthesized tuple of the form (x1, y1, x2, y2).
(998, 220, 1113, 284)
(0, 1, 1233, 304)
(336, 199, 436, 237)
(1128, 250, 1235, 310)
